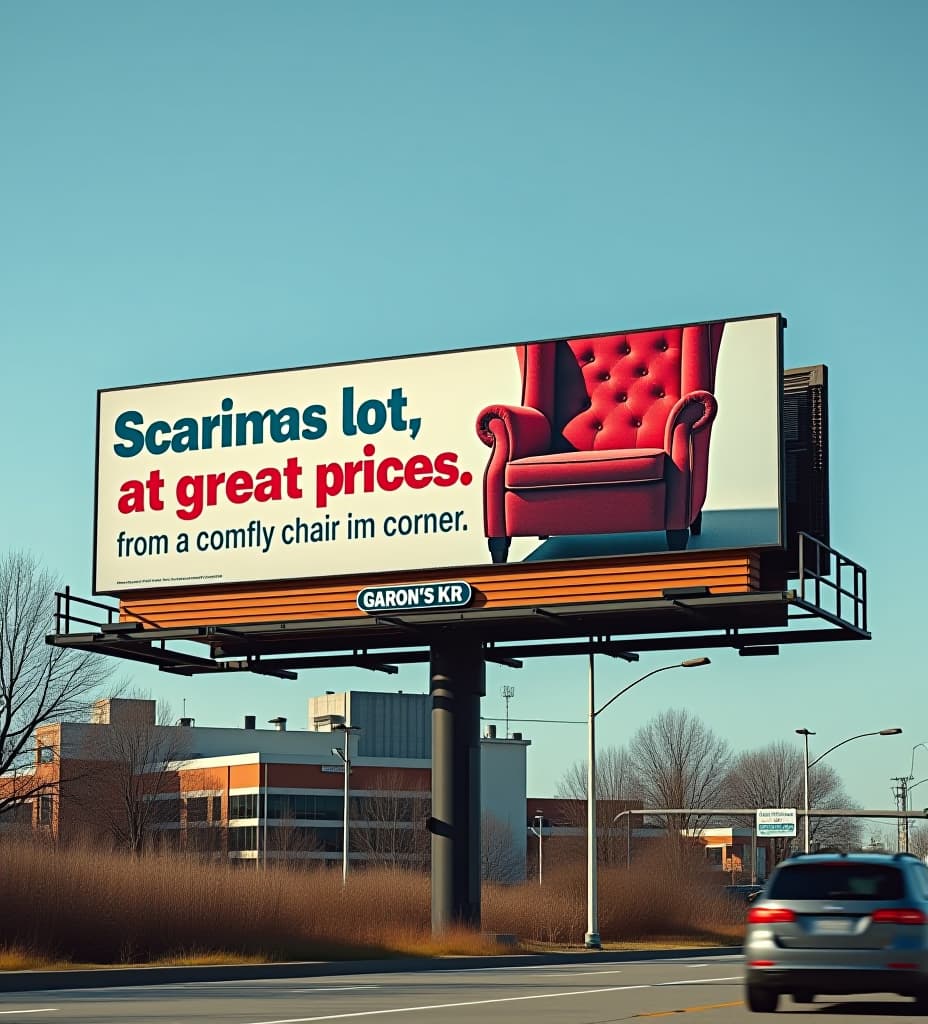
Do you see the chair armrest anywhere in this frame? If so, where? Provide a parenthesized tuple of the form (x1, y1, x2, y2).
(663, 390, 718, 452)
(476, 405, 551, 460)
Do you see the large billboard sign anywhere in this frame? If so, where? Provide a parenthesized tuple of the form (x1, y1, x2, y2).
(94, 314, 783, 594)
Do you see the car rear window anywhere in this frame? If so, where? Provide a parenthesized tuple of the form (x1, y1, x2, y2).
(768, 863, 905, 901)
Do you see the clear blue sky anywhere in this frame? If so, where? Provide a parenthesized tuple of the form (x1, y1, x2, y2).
(2, 1, 926, 824)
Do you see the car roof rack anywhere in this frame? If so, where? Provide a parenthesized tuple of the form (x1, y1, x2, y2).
(893, 851, 922, 861)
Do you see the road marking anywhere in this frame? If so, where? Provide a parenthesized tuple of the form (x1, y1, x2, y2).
(246, 976, 742, 1023)
(531, 969, 625, 977)
(0, 1012, 57, 1016)
(428, 957, 740, 974)
(655, 977, 741, 986)
(632, 1000, 743, 1017)
(291, 988, 379, 993)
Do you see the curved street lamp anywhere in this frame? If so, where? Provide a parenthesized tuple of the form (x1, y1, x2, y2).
(331, 723, 362, 885)
(795, 727, 902, 854)
(585, 655, 710, 949)
(910, 743, 928, 779)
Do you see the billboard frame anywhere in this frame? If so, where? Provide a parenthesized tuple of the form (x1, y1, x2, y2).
(51, 531, 869, 679)
(92, 312, 786, 597)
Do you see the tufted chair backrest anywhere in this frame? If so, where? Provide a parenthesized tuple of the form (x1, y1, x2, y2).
(519, 323, 723, 452)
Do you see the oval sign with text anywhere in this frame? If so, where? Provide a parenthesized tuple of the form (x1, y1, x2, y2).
(357, 580, 473, 613)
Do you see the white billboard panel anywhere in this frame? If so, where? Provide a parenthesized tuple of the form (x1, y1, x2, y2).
(94, 314, 782, 593)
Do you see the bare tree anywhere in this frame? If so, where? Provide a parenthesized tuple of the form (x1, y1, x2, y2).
(266, 813, 323, 862)
(628, 708, 732, 836)
(909, 825, 928, 861)
(82, 697, 187, 855)
(0, 551, 112, 814)
(722, 740, 861, 861)
(555, 744, 641, 864)
(481, 811, 521, 883)
(351, 771, 431, 869)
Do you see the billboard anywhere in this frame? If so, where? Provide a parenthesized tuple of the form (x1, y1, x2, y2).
(94, 314, 783, 594)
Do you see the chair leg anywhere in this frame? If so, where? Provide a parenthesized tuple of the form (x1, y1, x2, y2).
(666, 529, 689, 551)
(488, 537, 511, 564)
(690, 511, 702, 536)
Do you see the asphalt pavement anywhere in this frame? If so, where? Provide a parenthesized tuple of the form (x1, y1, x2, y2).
(1, 953, 925, 1023)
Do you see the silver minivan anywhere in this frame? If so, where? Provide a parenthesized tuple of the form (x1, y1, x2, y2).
(745, 852, 928, 1012)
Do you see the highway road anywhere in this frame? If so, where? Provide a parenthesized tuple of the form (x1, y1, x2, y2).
(1, 953, 925, 1022)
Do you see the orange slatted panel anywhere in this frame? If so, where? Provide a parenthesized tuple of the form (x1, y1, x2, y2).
(121, 552, 760, 628)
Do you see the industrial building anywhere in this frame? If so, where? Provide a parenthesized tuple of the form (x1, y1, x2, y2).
(1, 692, 530, 878)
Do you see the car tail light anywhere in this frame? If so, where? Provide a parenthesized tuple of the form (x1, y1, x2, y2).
(748, 906, 796, 924)
(888, 962, 919, 970)
(749, 960, 776, 967)
(872, 908, 928, 925)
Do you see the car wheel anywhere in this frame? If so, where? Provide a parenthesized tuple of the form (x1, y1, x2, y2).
(746, 985, 779, 1013)
(791, 992, 815, 1004)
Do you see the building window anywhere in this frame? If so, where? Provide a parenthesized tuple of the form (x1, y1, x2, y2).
(150, 798, 182, 825)
(37, 744, 55, 764)
(230, 794, 258, 819)
(705, 846, 722, 866)
(211, 796, 221, 822)
(310, 827, 342, 852)
(37, 795, 53, 825)
(0, 802, 31, 825)
(186, 797, 208, 823)
(229, 826, 257, 852)
(230, 793, 351, 823)
(267, 793, 344, 821)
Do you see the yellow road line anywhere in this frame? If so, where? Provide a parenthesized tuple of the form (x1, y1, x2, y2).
(633, 1000, 743, 1017)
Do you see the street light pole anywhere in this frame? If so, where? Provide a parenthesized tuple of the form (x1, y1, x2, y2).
(332, 724, 361, 886)
(584, 654, 711, 950)
(796, 726, 902, 854)
(796, 728, 814, 855)
(586, 653, 599, 948)
(534, 811, 544, 886)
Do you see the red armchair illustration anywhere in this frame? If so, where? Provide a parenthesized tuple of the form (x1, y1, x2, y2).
(475, 322, 724, 563)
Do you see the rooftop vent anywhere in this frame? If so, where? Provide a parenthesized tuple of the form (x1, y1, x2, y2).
(244, 715, 256, 730)
(268, 716, 287, 731)
(313, 713, 345, 732)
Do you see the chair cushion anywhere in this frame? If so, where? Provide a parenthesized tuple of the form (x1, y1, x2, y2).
(560, 330, 685, 452)
(505, 448, 666, 489)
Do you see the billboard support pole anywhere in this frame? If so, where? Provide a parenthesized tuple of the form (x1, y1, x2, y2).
(429, 638, 486, 935)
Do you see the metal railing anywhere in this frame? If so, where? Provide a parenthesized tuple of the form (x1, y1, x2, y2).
(52, 587, 160, 634)
(53, 586, 120, 633)
(796, 531, 867, 634)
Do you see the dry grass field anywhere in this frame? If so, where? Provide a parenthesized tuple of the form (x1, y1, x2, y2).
(0, 838, 742, 967)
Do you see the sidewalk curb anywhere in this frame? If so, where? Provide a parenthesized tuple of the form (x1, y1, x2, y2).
(0, 946, 742, 993)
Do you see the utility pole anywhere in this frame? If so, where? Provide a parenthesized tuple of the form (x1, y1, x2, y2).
(892, 777, 910, 852)
(500, 685, 515, 739)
